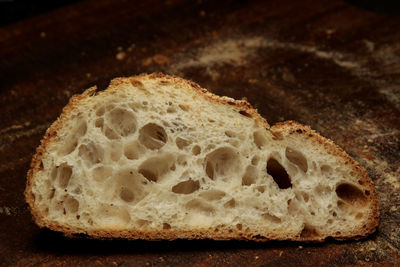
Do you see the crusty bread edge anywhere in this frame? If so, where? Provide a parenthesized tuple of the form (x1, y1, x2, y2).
(25, 73, 379, 242)
(270, 121, 379, 241)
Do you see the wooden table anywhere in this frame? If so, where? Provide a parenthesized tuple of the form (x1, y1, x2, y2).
(1, 0, 399, 266)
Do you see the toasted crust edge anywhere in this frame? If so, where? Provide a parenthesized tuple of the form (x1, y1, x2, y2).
(25, 73, 379, 242)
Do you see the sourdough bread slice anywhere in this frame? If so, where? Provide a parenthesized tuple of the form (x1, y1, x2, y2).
(25, 73, 379, 241)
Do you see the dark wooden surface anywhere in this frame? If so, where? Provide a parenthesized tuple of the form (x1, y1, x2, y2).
(1, 0, 399, 266)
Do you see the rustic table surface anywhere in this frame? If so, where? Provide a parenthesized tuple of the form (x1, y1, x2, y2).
(1, 0, 399, 266)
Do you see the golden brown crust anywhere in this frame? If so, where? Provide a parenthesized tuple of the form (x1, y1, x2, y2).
(25, 73, 379, 242)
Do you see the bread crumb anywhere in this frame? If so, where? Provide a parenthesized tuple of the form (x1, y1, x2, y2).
(153, 54, 170, 65)
(143, 57, 153, 66)
(248, 79, 258, 84)
(116, 52, 126, 61)
(325, 28, 336, 35)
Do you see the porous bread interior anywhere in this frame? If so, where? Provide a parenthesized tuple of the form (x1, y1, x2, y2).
(29, 75, 376, 240)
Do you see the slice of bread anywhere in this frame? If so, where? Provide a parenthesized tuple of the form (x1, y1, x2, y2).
(25, 73, 379, 241)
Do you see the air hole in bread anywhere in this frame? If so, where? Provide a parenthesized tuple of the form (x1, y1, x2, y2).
(54, 163, 73, 188)
(167, 107, 176, 113)
(78, 142, 104, 167)
(321, 164, 332, 174)
(179, 104, 189, 111)
(73, 187, 82, 194)
(163, 223, 171, 229)
(239, 110, 252, 118)
(253, 130, 267, 149)
(170, 164, 176, 171)
(236, 223, 243, 230)
(172, 179, 200, 194)
(96, 106, 105, 116)
(251, 156, 260, 165)
(112, 170, 147, 205)
(95, 118, 104, 128)
(224, 198, 236, 208)
(124, 140, 143, 160)
(139, 123, 167, 150)
(256, 186, 266, 193)
(120, 187, 134, 202)
(300, 224, 318, 238)
(271, 131, 283, 140)
(137, 219, 151, 227)
(302, 192, 309, 203)
(104, 127, 119, 139)
(92, 166, 112, 182)
(176, 137, 191, 149)
(285, 147, 308, 173)
(242, 165, 257, 186)
(336, 183, 367, 208)
(138, 154, 175, 182)
(106, 108, 137, 137)
(139, 169, 157, 182)
(262, 213, 281, 223)
(267, 158, 292, 189)
(185, 199, 214, 215)
(48, 188, 56, 199)
(58, 120, 87, 156)
(192, 145, 201, 155)
(356, 213, 363, 220)
(177, 155, 188, 166)
(204, 147, 240, 180)
(225, 131, 235, 137)
(64, 196, 79, 214)
(130, 79, 144, 88)
(199, 190, 226, 201)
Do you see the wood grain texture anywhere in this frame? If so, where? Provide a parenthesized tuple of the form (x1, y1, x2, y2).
(0, 0, 399, 266)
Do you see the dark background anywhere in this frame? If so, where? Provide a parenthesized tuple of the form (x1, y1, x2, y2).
(0, 0, 399, 266)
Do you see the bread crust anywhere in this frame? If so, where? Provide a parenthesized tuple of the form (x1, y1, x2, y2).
(25, 73, 379, 242)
